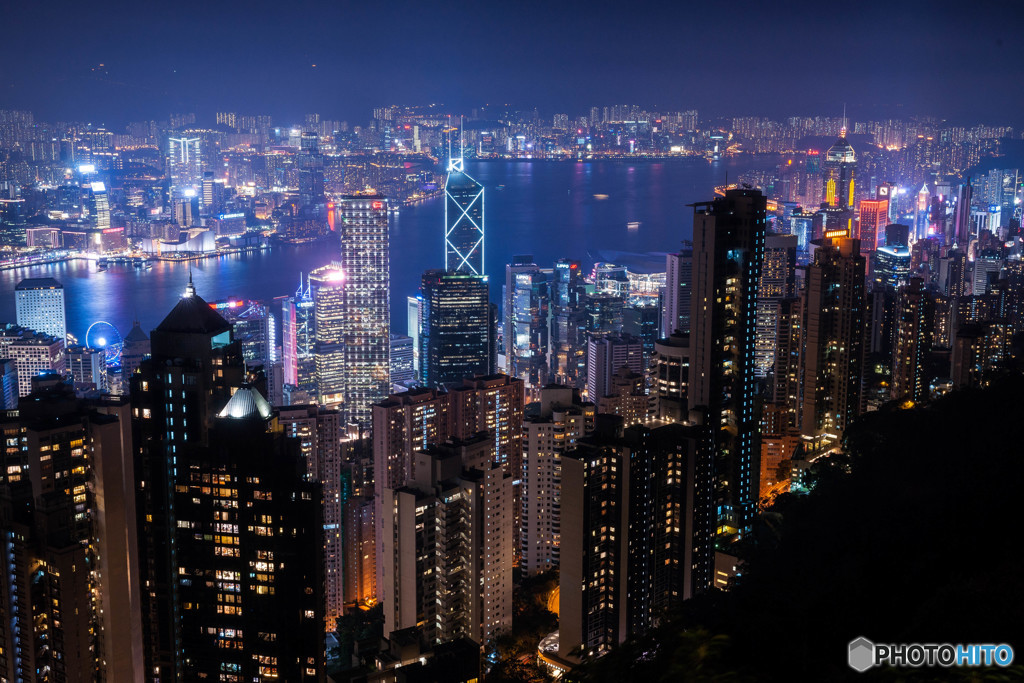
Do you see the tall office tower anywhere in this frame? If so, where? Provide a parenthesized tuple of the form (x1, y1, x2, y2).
(121, 320, 151, 378)
(549, 258, 587, 387)
(201, 171, 218, 211)
(131, 281, 324, 681)
(914, 184, 931, 242)
(891, 278, 934, 402)
(622, 297, 660, 368)
(381, 435, 512, 645)
(420, 269, 491, 387)
(66, 345, 108, 393)
(504, 255, 540, 363)
(649, 332, 689, 421)
(15, 277, 66, 341)
(0, 380, 144, 681)
(689, 188, 765, 539)
(558, 421, 713, 662)
(663, 245, 693, 336)
(594, 263, 630, 300)
(407, 295, 422, 374)
(858, 197, 888, 250)
(212, 299, 275, 368)
(509, 267, 550, 393)
(339, 195, 390, 427)
(91, 181, 110, 230)
(586, 333, 643, 401)
(582, 292, 625, 336)
(938, 245, 969, 298)
(0, 326, 66, 398)
(873, 242, 912, 291)
(953, 180, 974, 246)
(389, 334, 415, 386)
(277, 405, 346, 631)
(167, 135, 203, 197)
(521, 386, 595, 575)
(754, 234, 797, 380)
(801, 238, 867, 448)
(309, 263, 346, 406)
(298, 131, 324, 208)
(823, 125, 856, 208)
(0, 359, 17, 408)
(444, 148, 485, 275)
(282, 275, 317, 401)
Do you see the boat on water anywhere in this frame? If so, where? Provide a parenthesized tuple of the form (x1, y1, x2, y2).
(627, 221, 640, 230)
(594, 193, 609, 200)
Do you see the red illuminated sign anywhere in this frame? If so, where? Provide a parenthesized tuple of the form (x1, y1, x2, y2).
(372, 201, 384, 209)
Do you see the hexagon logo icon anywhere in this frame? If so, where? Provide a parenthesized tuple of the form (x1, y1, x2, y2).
(848, 637, 875, 672)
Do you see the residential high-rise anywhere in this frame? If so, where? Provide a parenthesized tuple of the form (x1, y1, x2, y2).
(0, 380, 144, 681)
(131, 280, 324, 681)
(521, 386, 595, 575)
(823, 125, 856, 209)
(339, 195, 390, 427)
(689, 188, 765, 539)
(558, 421, 713, 661)
(801, 238, 867, 447)
(420, 269, 491, 387)
(444, 150, 485, 275)
(380, 435, 512, 645)
(662, 244, 693, 336)
(953, 180, 973, 246)
(649, 332, 689, 421)
(892, 278, 934, 402)
(277, 405, 346, 631)
(309, 263, 346, 406)
(15, 277, 66, 342)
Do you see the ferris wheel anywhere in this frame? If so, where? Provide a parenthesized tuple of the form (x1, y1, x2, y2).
(85, 321, 124, 369)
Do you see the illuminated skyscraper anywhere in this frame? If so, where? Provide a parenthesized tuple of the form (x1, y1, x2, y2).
(167, 136, 203, 197)
(420, 269, 491, 387)
(310, 263, 346, 406)
(823, 125, 856, 209)
(549, 258, 587, 387)
(892, 278, 934, 402)
(663, 245, 693, 336)
(282, 275, 317, 401)
(689, 188, 765, 539)
(445, 141, 485, 275)
(858, 197, 889, 250)
(914, 184, 931, 241)
(339, 195, 390, 427)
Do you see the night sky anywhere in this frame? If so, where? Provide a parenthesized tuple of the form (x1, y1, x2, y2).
(1, 0, 1021, 126)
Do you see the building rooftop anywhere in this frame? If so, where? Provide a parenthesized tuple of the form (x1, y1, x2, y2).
(154, 280, 232, 335)
(217, 386, 272, 420)
(15, 277, 63, 290)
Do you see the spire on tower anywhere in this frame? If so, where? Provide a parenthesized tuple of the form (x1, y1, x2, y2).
(184, 266, 196, 298)
(841, 104, 847, 138)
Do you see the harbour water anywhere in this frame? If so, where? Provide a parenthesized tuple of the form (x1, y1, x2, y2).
(0, 157, 781, 341)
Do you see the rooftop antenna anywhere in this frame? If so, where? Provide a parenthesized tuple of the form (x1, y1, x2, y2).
(841, 104, 847, 137)
(184, 265, 195, 298)
(459, 115, 464, 162)
(447, 115, 452, 170)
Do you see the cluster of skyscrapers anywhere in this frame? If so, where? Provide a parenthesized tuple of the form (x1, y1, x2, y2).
(0, 103, 1023, 683)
